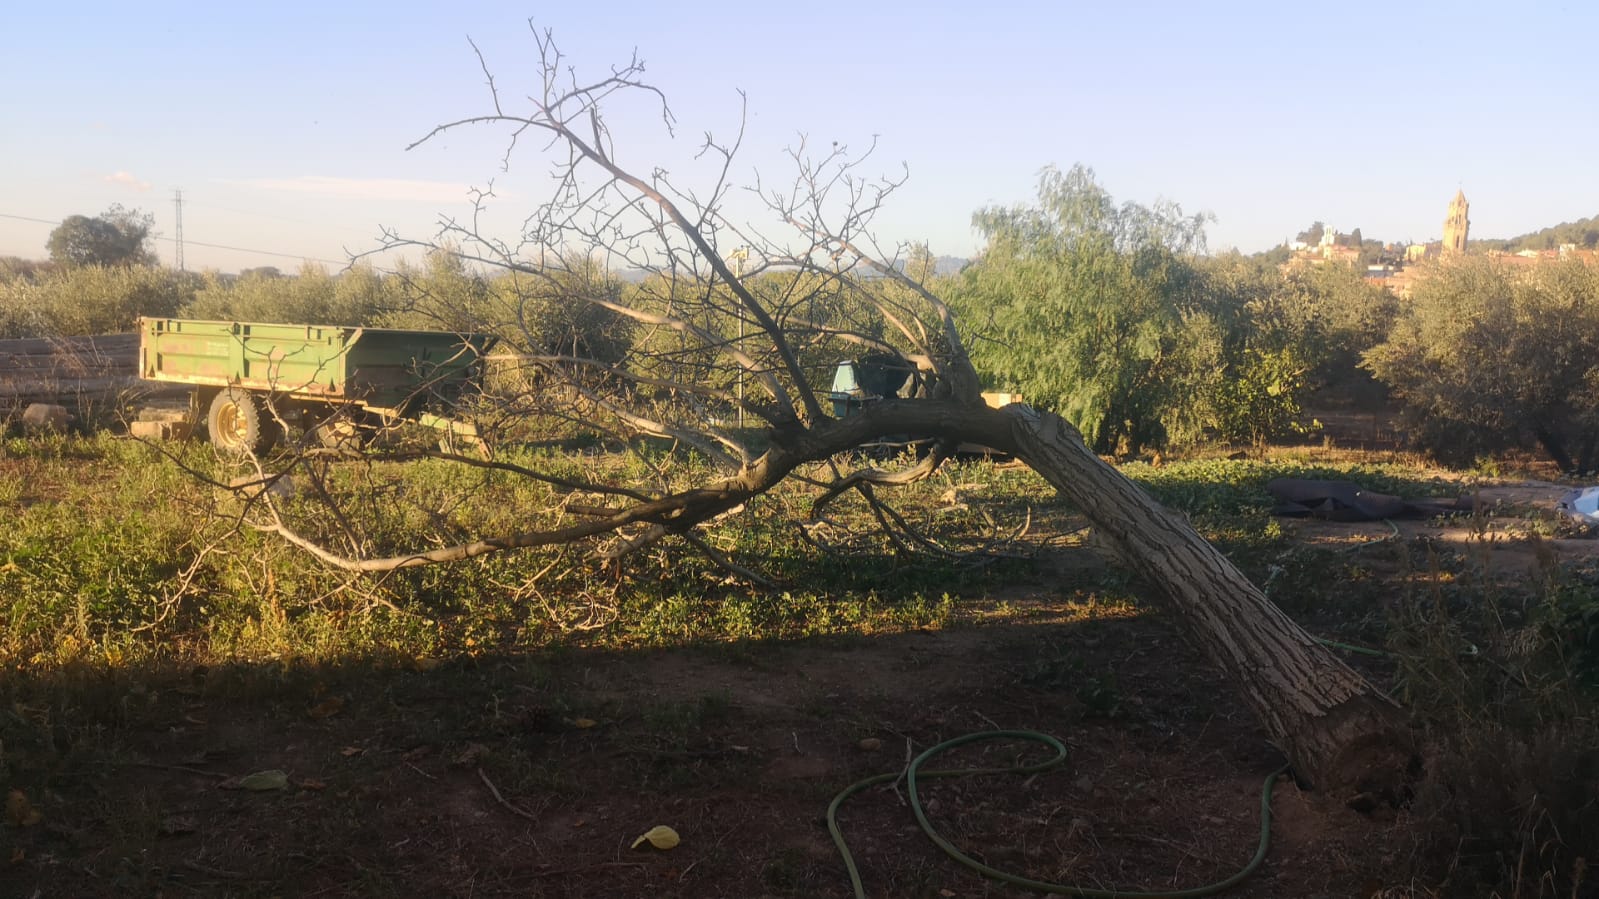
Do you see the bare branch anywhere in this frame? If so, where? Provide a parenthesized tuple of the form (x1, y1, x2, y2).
(234, 26, 1413, 794)
(809, 441, 954, 518)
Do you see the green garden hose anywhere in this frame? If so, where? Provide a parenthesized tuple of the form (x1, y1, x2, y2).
(827, 730, 1287, 898)
(1313, 637, 1391, 657)
(1315, 635, 1478, 659)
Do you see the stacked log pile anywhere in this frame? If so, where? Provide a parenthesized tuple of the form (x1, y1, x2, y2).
(0, 333, 185, 417)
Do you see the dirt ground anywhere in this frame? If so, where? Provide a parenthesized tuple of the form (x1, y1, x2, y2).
(5, 584, 1415, 899)
(8, 471, 1592, 898)
(1288, 478, 1599, 574)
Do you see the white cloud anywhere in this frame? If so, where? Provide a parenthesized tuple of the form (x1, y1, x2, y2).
(104, 170, 151, 191)
(235, 176, 476, 204)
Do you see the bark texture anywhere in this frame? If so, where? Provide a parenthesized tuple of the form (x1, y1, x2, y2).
(1005, 404, 1410, 793)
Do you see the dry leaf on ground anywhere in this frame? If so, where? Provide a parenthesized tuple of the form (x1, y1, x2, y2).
(631, 825, 680, 850)
(5, 790, 41, 827)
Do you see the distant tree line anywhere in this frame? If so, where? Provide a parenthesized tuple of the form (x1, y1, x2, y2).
(8, 188, 1599, 471)
(1473, 212, 1599, 253)
(1286, 220, 1389, 265)
(0, 250, 636, 374)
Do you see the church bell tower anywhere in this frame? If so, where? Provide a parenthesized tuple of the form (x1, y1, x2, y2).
(1443, 190, 1470, 255)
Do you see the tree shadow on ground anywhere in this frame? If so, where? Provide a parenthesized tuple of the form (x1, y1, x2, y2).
(2, 607, 1398, 899)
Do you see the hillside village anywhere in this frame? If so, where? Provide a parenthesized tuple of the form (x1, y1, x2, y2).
(1288, 189, 1599, 298)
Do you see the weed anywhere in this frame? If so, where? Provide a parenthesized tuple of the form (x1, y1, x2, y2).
(1013, 638, 1119, 717)
(1387, 544, 1599, 897)
(761, 845, 826, 893)
(1472, 455, 1504, 479)
(643, 692, 734, 738)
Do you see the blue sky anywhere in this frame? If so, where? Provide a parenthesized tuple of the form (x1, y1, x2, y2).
(2, 1, 1595, 272)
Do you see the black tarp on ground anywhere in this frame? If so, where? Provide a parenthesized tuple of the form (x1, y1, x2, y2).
(1266, 478, 1475, 521)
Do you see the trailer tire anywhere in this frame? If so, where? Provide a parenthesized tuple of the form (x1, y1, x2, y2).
(313, 415, 374, 453)
(207, 388, 280, 454)
(316, 420, 364, 450)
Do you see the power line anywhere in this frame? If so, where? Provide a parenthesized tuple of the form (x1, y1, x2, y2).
(156, 236, 350, 267)
(0, 212, 60, 226)
(0, 210, 352, 267)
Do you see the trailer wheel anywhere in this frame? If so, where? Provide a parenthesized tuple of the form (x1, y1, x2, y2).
(207, 388, 280, 454)
(313, 415, 374, 452)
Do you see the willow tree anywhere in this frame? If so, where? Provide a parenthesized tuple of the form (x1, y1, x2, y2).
(257, 27, 1408, 794)
(954, 164, 1219, 455)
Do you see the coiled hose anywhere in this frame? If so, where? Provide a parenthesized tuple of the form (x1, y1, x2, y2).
(828, 730, 1286, 898)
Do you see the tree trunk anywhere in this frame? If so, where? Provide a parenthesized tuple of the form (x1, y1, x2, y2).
(1574, 430, 1598, 476)
(1005, 405, 1410, 795)
(1533, 424, 1576, 474)
(271, 388, 1412, 794)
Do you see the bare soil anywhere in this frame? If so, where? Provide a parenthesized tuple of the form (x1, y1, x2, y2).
(3, 579, 1411, 899)
(10, 457, 1587, 898)
(1287, 478, 1599, 576)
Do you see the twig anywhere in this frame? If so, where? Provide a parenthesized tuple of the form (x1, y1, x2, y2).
(477, 767, 538, 822)
(811, 443, 951, 517)
(680, 531, 778, 588)
(103, 760, 232, 780)
(1126, 832, 1222, 868)
(890, 736, 914, 806)
(182, 858, 252, 880)
(130, 535, 229, 634)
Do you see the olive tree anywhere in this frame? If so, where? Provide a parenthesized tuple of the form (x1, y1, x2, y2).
(183, 262, 389, 326)
(249, 28, 1407, 793)
(0, 264, 190, 338)
(1366, 256, 1599, 472)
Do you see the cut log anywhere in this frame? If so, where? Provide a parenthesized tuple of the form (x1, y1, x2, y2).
(1004, 404, 1411, 794)
(0, 333, 183, 415)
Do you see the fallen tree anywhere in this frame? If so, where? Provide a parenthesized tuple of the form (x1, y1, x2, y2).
(250, 26, 1409, 794)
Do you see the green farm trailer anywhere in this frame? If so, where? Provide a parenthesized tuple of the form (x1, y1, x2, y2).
(137, 317, 495, 453)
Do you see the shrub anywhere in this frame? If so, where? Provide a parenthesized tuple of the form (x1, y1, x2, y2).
(0, 265, 192, 337)
(1366, 257, 1599, 472)
(183, 262, 390, 325)
(1389, 550, 1598, 897)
